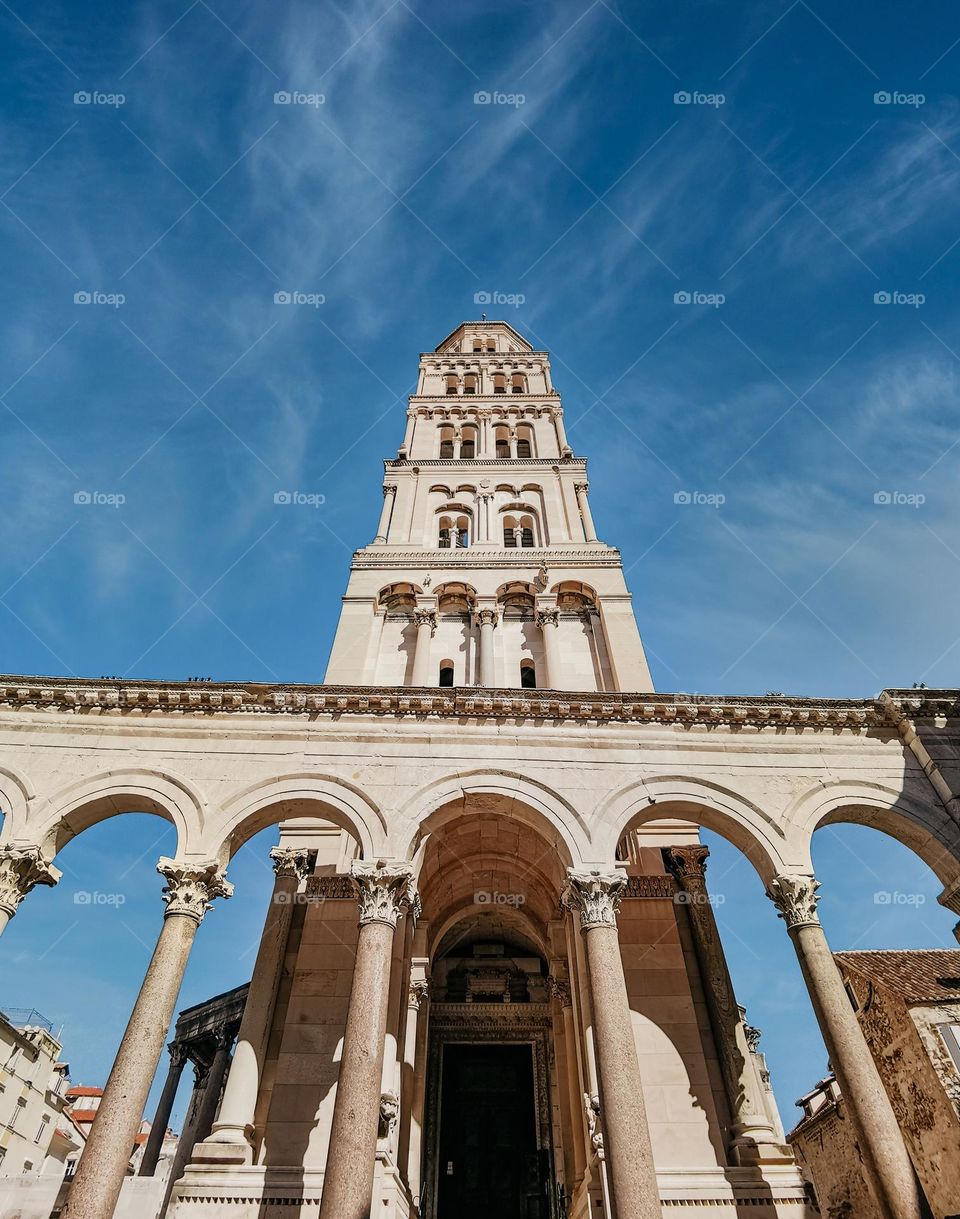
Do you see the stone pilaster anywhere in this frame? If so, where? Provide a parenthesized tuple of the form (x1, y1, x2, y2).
(0, 845, 61, 931)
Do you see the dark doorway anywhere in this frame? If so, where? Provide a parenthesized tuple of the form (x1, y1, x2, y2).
(436, 1042, 542, 1219)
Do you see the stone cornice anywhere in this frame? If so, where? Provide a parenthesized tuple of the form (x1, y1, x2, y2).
(384, 458, 584, 468)
(880, 689, 960, 720)
(351, 545, 620, 568)
(0, 677, 906, 729)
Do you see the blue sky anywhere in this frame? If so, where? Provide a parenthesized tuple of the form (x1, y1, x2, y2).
(1, 0, 959, 1136)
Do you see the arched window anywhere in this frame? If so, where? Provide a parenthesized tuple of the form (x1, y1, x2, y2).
(439, 660, 455, 687)
(503, 515, 518, 547)
(493, 373, 506, 395)
(438, 515, 453, 548)
(463, 373, 478, 395)
(460, 426, 477, 458)
(486, 337, 496, 352)
(445, 374, 459, 396)
(439, 426, 454, 459)
(511, 373, 525, 394)
(516, 425, 534, 458)
(520, 660, 536, 689)
(495, 426, 510, 458)
(519, 514, 535, 547)
(472, 339, 482, 353)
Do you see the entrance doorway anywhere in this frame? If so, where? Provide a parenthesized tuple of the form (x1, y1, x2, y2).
(436, 1043, 543, 1219)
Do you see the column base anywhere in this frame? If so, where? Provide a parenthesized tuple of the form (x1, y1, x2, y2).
(188, 1127, 256, 1167)
(728, 1135, 795, 1166)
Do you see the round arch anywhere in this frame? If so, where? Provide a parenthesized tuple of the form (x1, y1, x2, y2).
(391, 769, 589, 867)
(0, 764, 36, 843)
(593, 775, 796, 887)
(206, 773, 386, 864)
(427, 897, 551, 962)
(30, 767, 204, 859)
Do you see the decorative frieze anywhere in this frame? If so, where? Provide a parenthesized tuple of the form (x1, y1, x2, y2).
(0, 845, 61, 917)
(305, 874, 355, 900)
(766, 874, 822, 930)
(157, 858, 233, 923)
(561, 867, 627, 929)
(350, 860, 418, 928)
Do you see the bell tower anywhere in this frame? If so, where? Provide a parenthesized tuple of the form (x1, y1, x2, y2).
(324, 320, 654, 692)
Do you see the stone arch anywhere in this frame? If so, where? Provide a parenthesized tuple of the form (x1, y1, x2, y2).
(391, 769, 589, 867)
(593, 775, 795, 886)
(786, 778, 960, 889)
(30, 767, 204, 859)
(427, 897, 551, 962)
(0, 764, 36, 843)
(206, 773, 386, 863)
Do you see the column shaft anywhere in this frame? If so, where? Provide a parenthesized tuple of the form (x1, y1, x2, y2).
(538, 611, 561, 689)
(61, 913, 200, 1219)
(411, 614, 435, 685)
(478, 613, 496, 686)
(138, 1048, 185, 1175)
(576, 484, 598, 543)
(374, 487, 396, 544)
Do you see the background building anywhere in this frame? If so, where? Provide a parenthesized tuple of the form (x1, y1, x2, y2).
(0, 1008, 73, 1176)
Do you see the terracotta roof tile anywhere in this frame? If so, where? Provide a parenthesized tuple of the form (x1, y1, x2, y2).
(66, 1086, 103, 1097)
(835, 949, 960, 1003)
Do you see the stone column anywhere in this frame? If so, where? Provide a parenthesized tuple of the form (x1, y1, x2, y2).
(537, 608, 561, 689)
(509, 428, 518, 459)
(663, 846, 787, 1163)
(374, 485, 397, 544)
(399, 973, 430, 1198)
(318, 860, 418, 1219)
(197, 846, 311, 1161)
(549, 965, 584, 1193)
(162, 1027, 235, 1212)
(575, 483, 598, 543)
(553, 406, 568, 451)
(476, 607, 498, 687)
(561, 867, 660, 1219)
(60, 858, 231, 1219)
(0, 845, 61, 934)
(139, 1041, 188, 1175)
(767, 874, 924, 1219)
(402, 410, 415, 453)
(411, 609, 437, 686)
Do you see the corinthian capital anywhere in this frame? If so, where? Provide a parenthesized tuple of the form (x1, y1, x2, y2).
(382, 484, 397, 498)
(475, 607, 498, 628)
(663, 845, 710, 892)
(0, 846, 61, 918)
(414, 608, 438, 632)
(157, 858, 233, 924)
(269, 846, 312, 882)
(350, 860, 419, 928)
(561, 867, 627, 930)
(536, 608, 560, 630)
(766, 873, 821, 930)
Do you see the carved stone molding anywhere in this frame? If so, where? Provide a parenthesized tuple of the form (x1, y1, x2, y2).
(624, 874, 677, 899)
(561, 867, 627, 930)
(547, 973, 572, 1007)
(0, 845, 61, 917)
(766, 873, 821, 930)
(269, 846, 311, 883)
(350, 860, 418, 928)
(157, 858, 234, 924)
(305, 874, 355, 900)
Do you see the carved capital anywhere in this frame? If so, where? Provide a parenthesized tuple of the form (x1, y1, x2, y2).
(167, 1040, 190, 1069)
(536, 608, 560, 630)
(408, 979, 430, 1010)
(574, 482, 589, 495)
(414, 608, 438, 633)
(382, 484, 397, 499)
(561, 867, 627, 930)
(766, 873, 821, 930)
(547, 973, 572, 1007)
(475, 607, 498, 628)
(0, 846, 61, 918)
(269, 846, 312, 883)
(350, 860, 418, 928)
(157, 858, 233, 924)
(663, 845, 710, 892)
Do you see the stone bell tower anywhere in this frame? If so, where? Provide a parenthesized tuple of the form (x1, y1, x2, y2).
(324, 320, 654, 692)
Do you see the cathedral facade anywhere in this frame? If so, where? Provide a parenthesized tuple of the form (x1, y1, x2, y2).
(1, 322, 958, 1219)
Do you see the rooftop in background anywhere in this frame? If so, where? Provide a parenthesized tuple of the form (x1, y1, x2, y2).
(1, 1006, 54, 1032)
(835, 949, 960, 1004)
